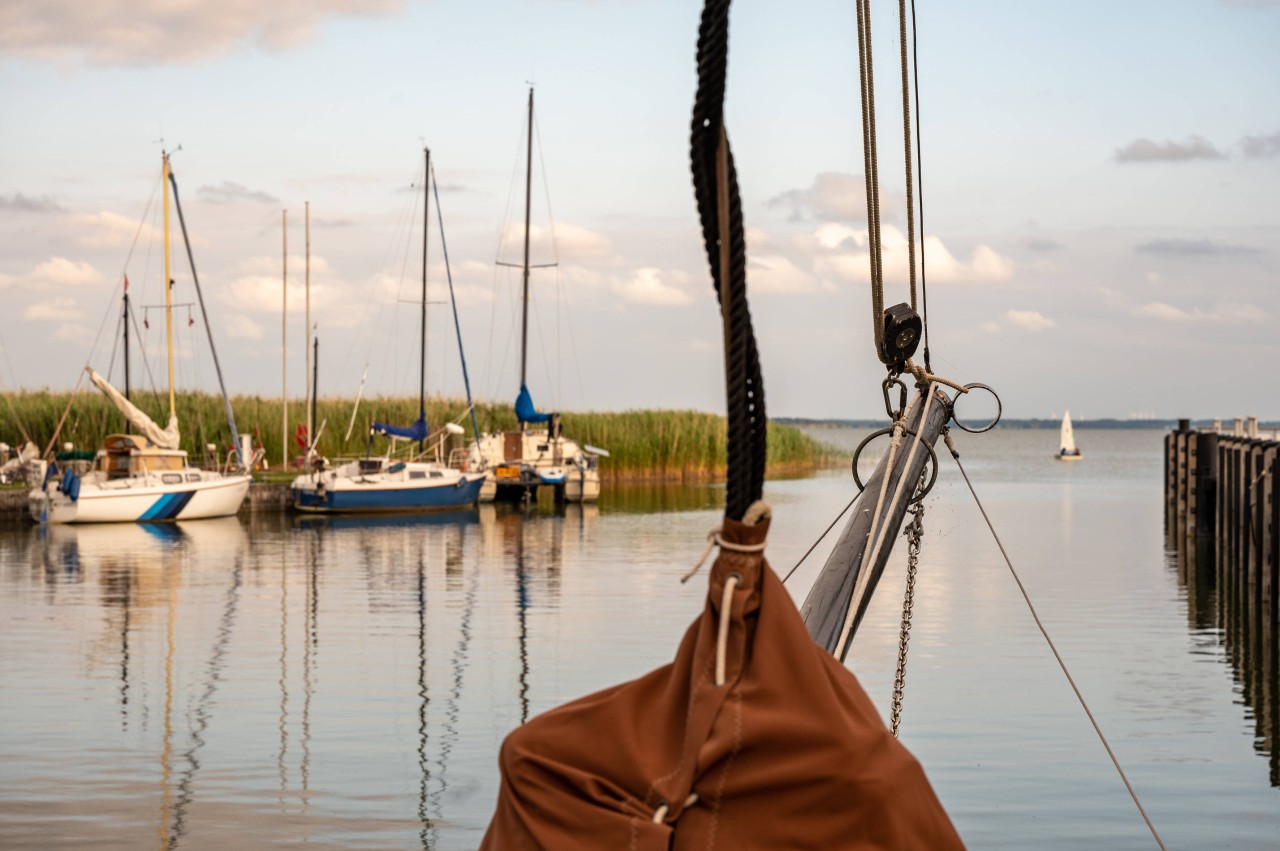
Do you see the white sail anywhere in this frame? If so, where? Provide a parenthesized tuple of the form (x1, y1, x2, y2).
(1059, 409, 1076, 454)
(87, 367, 181, 450)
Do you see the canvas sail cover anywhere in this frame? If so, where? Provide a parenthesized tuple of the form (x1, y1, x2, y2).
(87, 368, 180, 450)
(480, 513, 965, 850)
(514, 384, 551, 424)
(373, 411, 428, 442)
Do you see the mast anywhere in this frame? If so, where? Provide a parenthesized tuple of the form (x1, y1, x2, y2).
(162, 153, 175, 421)
(282, 209, 288, 469)
(420, 147, 430, 453)
(519, 88, 533, 407)
(305, 201, 312, 446)
(122, 287, 131, 402)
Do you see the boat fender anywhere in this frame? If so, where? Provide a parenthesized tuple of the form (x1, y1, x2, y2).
(61, 468, 80, 502)
(455, 477, 467, 489)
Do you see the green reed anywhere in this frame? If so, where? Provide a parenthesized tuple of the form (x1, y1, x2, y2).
(1, 391, 836, 479)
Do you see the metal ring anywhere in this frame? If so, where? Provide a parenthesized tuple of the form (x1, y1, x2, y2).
(851, 427, 939, 504)
(950, 382, 1002, 434)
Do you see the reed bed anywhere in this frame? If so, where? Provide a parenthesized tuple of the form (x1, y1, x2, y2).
(1, 391, 837, 480)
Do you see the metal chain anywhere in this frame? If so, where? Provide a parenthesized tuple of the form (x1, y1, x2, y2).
(890, 465, 929, 737)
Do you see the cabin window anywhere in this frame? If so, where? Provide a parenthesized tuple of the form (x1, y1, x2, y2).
(161, 473, 183, 485)
(409, 471, 426, 480)
(358, 459, 382, 474)
(537, 444, 549, 452)
(186, 473, 201, 482)
(429, 471, 443, 478)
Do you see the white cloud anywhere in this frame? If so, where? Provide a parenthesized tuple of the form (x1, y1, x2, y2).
(24, 297, 87, 322)
(1137, 301, 1269, 324)
(224, 314, 264, 340)
(768, 172, 899, 223)
(0, 0, 404, 66)
(498, 222, 613, 263)
(73, 211, 160, 249)
(981, 321, 1001, 334)
(803, 225, 1014, 286)
(748, 254, 828, 295)
(612, 268, 693, 306)
(5, 256, 105, 290)
(53, 322, 91, 342)
(1005, 309, 1054, 331)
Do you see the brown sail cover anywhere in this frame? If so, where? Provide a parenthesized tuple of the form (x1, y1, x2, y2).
(480, 513, 964, 849)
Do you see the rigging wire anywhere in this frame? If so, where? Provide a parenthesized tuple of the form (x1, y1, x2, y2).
(944, 432, 1168, 851)
(909, 0, 931, 372)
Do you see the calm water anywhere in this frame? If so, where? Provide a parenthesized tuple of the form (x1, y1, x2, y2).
(1, 428, 1276, 849)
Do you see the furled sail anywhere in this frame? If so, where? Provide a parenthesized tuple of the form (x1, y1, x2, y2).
(87, 367, 180, 450)
(514, 384, 551, 424)
(373, 410, 429, 442)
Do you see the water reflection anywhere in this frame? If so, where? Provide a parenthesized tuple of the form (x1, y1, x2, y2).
(1168, 528, 1279, 785)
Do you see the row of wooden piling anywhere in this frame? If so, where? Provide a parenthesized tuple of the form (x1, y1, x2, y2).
(1166, 417, 1279, 624)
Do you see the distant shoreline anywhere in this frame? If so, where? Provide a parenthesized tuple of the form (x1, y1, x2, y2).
(777, 417, 1280, 430)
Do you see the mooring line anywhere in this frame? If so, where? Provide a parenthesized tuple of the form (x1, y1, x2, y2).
(944, 433, 1167, 850)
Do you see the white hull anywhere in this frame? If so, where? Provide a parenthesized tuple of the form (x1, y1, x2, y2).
(291, 459, 483, 513)
(30, 470, 250, 524)
(467, 429, 601, 503)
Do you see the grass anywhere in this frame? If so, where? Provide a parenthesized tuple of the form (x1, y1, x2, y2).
(1, 390, 838, 480)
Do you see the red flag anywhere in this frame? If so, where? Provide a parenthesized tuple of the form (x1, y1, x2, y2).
(294, 423, 309, 449)
(123, 274, 129, 292)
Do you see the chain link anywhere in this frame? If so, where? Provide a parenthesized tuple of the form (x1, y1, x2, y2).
(890, 465, 929, 737)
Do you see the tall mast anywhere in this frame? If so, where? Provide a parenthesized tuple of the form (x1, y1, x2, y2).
(282, 209, 288, 469)
(122, 287, 131, 402)
(519, 87, 533, 396)
(420, 147, 430, 453)
(305, 201, 312, 444)
(162, 152, 175, 421)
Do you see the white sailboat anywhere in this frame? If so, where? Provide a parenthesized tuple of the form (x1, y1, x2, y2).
(466, 88, 605, 503)
(28, 152, 251, 524)
(291, 148, 484, 513)
(1056, 409, 1083, 461)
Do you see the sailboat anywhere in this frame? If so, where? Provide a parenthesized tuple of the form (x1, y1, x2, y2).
(1056, 409, 1082, 461)
(291, 148, 484, 513)
(465, 88, 605, 503)
(28, 152, 251, 524)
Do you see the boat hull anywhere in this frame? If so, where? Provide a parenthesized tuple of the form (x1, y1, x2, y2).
(1055, 454, 1084, 462)
(29, 473, 250, 524)
(292, 465, 484, 514)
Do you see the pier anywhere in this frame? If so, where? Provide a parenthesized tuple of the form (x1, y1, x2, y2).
(1166, 416, 1279, 624)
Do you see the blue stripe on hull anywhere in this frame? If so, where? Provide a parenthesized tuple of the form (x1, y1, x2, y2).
(139, 490, 197, 521)
(294, 478, 485, 514)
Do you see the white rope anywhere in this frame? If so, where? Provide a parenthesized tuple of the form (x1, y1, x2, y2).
(652, 793, 701, 825)
(834, 385, 936, 659)
(714, 575, 740, 687)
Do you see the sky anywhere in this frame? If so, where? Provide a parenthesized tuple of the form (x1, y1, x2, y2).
(1, 0, 1277, 423)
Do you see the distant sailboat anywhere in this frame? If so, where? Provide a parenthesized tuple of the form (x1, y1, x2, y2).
(466, 88, 605, 503)
(290, 148, 484, 513)
(28, 152, 251, 523)
(1056, 410, 1082, 461)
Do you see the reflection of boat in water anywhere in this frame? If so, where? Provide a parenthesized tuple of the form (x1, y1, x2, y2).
(1056, 410, 1083, 461)
(293, 508, 480, 533)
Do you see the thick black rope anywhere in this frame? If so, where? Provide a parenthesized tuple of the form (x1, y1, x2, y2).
(691, 0, 766, 522)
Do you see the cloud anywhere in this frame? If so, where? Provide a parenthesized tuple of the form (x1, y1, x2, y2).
(801, 224, 1015, 287)
(24, 297, 87, 322)
(612, 268, 693, 306)
(498, 222, 612, 263)
(0, 192, 64, 213)
(1114, 136, 1224, 163)
(748, 254, 828, 295)
(223, 314, 265, 340)
(1136, 301, 1269, 323)
(1005, 309, 1054, 331)
(1023, 237, 1065, 252)
(73, 211, 161, 249)
(3, 256, 105, 290)
(1240, 131, 1280, 159)
(0, 0, 404, 66)
(768, 172, 899, 223)
(1136, 238, 1262, 257)
(197, 181, 279, 205)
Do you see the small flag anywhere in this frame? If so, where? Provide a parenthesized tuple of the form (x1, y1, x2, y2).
(123, 274, 129, 292)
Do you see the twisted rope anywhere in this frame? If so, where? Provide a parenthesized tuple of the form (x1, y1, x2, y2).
(691, 0, 766, 521)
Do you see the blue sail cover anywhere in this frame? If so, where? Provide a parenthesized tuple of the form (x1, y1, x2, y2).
(373, 412, 429, 441)
(515, 384, 552, 424)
